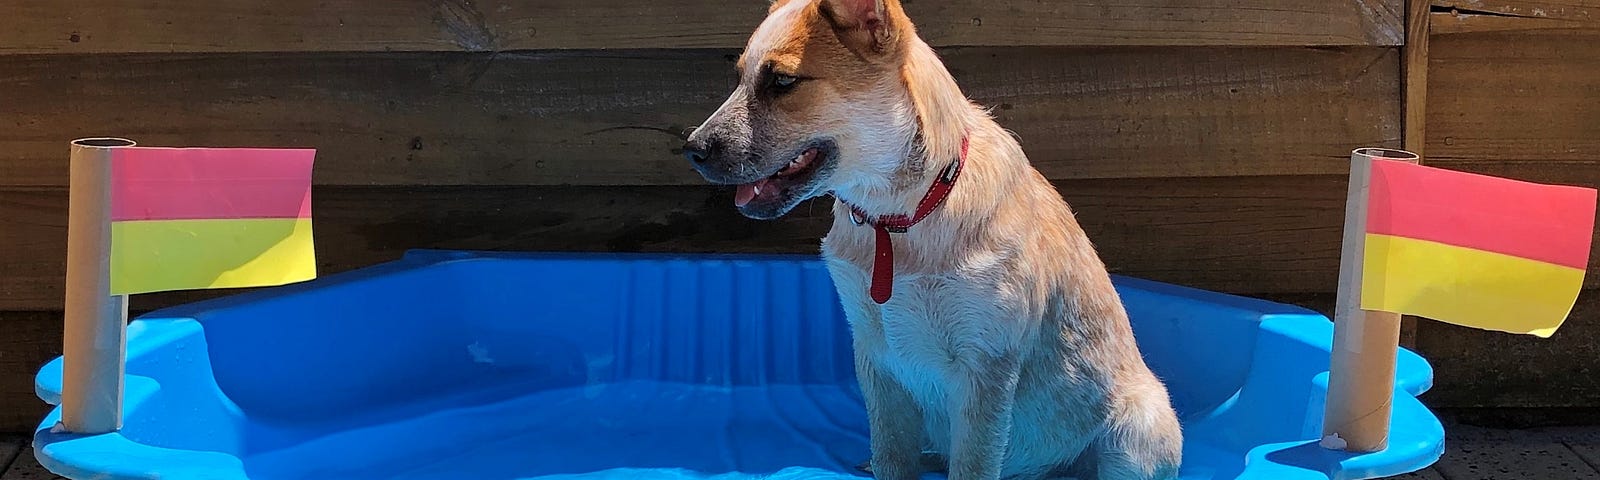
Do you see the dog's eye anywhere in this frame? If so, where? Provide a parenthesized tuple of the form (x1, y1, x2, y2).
(771, 73, 799, 92)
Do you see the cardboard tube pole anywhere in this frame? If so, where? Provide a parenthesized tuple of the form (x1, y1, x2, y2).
(1322, 147, 1421, 452)
(61, 137, 135, 434)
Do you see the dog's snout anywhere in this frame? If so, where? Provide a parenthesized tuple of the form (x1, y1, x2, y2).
(682, 137, 716, 164)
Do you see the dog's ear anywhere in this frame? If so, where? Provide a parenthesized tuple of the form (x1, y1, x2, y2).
(768, 0, 794, 14)
(820, 0, 898, 59)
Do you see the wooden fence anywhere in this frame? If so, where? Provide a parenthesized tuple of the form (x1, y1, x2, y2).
(0, 0, 1595, 432)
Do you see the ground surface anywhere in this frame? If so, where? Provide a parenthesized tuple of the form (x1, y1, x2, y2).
(5, 417, 1599, 480)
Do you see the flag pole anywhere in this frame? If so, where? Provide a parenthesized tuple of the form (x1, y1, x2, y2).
(61, 137, 135, 434)
(1322, 147, 1421, 452)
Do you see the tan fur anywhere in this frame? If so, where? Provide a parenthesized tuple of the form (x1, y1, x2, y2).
(684, 0, 1183, 478)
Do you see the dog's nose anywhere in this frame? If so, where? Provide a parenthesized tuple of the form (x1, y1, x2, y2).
(678, 138, 710, 164)
(682, 138, 712, 164)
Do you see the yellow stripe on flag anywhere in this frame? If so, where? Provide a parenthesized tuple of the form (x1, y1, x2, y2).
(110, 218, 316, 295)
(1361, 233, 1586, 337)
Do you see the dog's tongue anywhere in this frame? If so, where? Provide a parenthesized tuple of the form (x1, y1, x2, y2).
(735, 178, 771, 207)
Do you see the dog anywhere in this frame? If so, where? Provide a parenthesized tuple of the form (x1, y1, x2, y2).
(680, 0, 1183, 478)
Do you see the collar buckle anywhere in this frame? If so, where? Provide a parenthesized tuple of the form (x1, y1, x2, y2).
(938, 158, 961, 183)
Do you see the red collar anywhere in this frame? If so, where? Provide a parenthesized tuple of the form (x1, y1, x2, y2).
(837, 136, 968, 304)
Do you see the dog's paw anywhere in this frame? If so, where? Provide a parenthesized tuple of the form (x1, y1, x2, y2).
(853, 451, 948, 476)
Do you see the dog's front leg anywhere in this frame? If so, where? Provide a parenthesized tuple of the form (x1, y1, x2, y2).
(856, 355, 925, 480)
(946, 355, 1021, 480)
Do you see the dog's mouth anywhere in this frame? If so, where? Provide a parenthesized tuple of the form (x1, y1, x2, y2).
(734, 146, 823, 207)
(726, 142, 835, 219)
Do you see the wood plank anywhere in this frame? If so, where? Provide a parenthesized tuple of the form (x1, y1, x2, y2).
(1425, 28, 1600, 168)
(0, 313, 58, 434)
(1428, 422, 1600, 479)
(1432, 0, 1600, 19)
(0, 47, 1400, 187)
(1431, 0, 1599, 34)
(1400, 0, 1432, 349)
(1386, 467, 1447, 479)
(1417, 289, 1600, 409)
(0, 437, 18, 474)
(1404, 0, 1432, 163)
(1436, 408, 1600, 429)
(1431, 12, 1596, 34)
(1571, 430, 1600, 474)
(0, 0, 1404, 55)
(0, 445, 64, 480)
(1, 175, 1365, 311)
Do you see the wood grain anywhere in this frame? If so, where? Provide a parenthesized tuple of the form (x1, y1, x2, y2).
(1384, 466, 1447, 480)
(0, 438, 16, 474)
(1423, 28, 1600, 169)
(1432, 0, 1600, 19)
(0, 0, 1404, 55)
(0, 444, 66, 479)
(3, 175, 1371, 311)
(1404, 0, 1432, 158)
(1427, 421, 1600, 479)
(1431, 0, 1599, 34)
(0, 312, 59, 434)
(1400, 0, 1432, 348)
(0, 47, 1400, 187)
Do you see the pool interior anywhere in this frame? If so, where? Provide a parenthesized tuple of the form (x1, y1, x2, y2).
(34, 251, 1442, 479)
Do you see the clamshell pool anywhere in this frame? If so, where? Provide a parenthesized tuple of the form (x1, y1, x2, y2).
(32, 250, 1443, 479)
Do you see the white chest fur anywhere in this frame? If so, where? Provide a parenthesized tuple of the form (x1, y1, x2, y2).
(823, 253, 1027, 399)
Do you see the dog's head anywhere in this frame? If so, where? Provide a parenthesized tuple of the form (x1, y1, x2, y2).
(682, 0, 920, 219)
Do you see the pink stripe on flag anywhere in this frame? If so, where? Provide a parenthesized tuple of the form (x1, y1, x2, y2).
(1367, 159, 1597, 270)
(110, 147, 315, 221)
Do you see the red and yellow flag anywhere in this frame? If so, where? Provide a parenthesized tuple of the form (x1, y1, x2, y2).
(1361, 159, 1596, 337)
(108, 147, 316, 295)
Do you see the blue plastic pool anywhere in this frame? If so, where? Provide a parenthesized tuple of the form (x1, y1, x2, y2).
(32, 250, 1443, 479)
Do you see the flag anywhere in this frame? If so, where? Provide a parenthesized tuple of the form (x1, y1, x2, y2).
(108, 147, 316, 295)
(1360, 159, 1597, 337)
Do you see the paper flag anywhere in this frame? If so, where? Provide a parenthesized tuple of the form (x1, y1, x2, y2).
(108, 147, 316, 295)
(1360, 159, 1597, 337)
